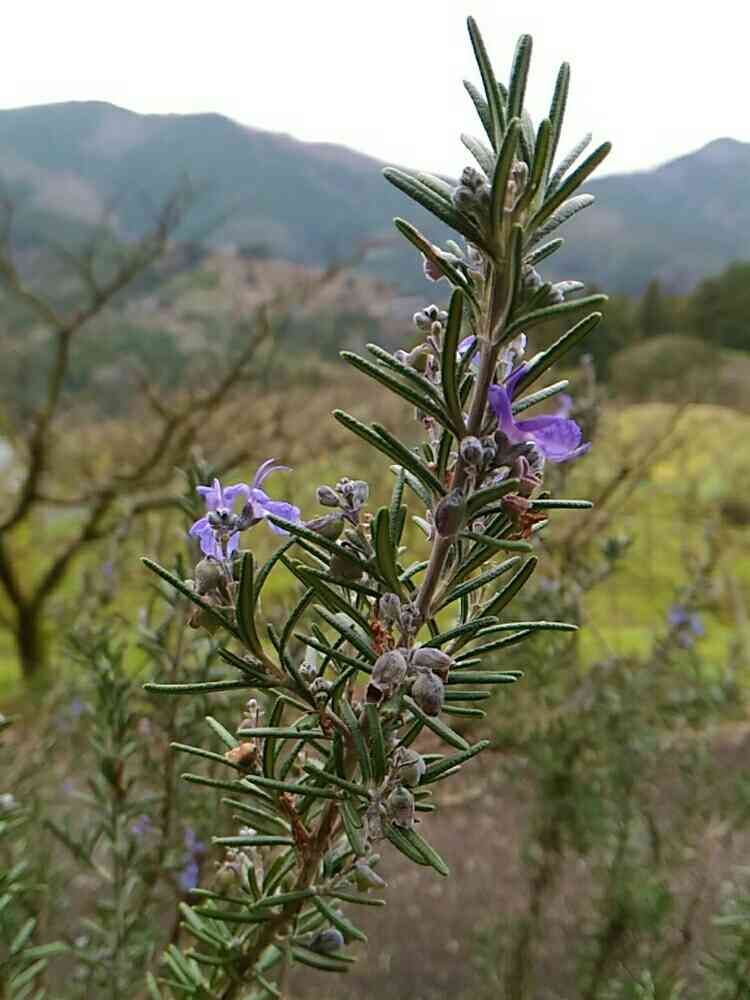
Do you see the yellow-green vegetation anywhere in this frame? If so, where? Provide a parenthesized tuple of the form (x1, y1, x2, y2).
(2, 398, 748, 701)
(564, 402, 750, 662)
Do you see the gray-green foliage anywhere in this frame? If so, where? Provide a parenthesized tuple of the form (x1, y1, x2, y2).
(140, 18, 613, 997)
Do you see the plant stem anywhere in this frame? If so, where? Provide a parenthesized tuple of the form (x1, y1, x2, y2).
(415, 267, 504, 620)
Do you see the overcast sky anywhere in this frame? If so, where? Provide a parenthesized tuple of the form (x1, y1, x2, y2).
(4, 0, 746, 177)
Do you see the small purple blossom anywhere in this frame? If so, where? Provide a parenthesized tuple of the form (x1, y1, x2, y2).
(131, 814, 155, 838)
(488, 366, 590, 464)
(179, 827, 206, 892)
(667, 604, 704, 647)
(189, 460, 301, 559)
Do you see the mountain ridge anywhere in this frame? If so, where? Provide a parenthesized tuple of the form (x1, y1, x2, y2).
(0, 101, 748, 295)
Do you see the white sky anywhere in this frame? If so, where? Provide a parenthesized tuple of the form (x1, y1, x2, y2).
(4, 0, 747, 177)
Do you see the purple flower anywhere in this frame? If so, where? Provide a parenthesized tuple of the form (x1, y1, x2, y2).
(667, 604, 704, 646)
(179, 827, 206, 892)
(189, 460, 300, 558)
(131, 814, 155, 838)
(488, 366, 590, 464)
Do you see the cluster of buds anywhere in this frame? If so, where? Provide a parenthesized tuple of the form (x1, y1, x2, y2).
(184, 557, 231, 633)
(423, 240, 484, 284)
(366, 645, 453, 717)
(306, 477, 369, 542)
(377, 592, 423, 644)
(452, 165, 491, 229)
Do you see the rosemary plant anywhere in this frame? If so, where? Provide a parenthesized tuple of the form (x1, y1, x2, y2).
(143, 17, 611, 997)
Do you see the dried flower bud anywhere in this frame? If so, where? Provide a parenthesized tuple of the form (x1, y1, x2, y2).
(378, 592, 402, 625)
(310, 928, 344, 955)
(395, 748, 425, 788)
(411, 647, 453, 682)
(354, 859, 387, 890)
(194, 558, 222, 595)
(338, 478, 369, 510)
(316, 485, 340, 508)
(329, 549, 364, 581)
(399, 603, 423, 639)
(460, 165, 485, 191)
(310, 677, 331, 704)
(434, 489, 466, 538)
(460, 436, 484, 466)
(224, 742, 258, 770)
(412, 670, 445, 716)
(388, 785, 415, 830)
(367, 649, 408, 704)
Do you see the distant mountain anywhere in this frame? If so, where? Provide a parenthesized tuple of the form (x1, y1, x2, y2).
(0, 101, 748, 295)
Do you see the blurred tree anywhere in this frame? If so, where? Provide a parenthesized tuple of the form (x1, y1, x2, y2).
(0, 192, 274, 682)
(638, 278, 667, 337)
(688, 261, 750, 351)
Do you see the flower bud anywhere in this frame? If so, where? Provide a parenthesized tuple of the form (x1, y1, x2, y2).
(395, 748, 425, 787)
(310, 928, 344, 955)
(388, 785, 415, 830)
(434, 489, 466, 538)
(310, 677, 331, 704)
(459, 436, 483, 466)
(329, 550, 364, 581)
(194, 558, 222, 594)
(224, 742, 258, 770)
(366, 649, 407, 704)
(411, 647, 453, 682)
(378, 592, 402, 625)
(412, 670, 444, 716)
(316, 485, 340, 508)
(354, 859, 387, 890)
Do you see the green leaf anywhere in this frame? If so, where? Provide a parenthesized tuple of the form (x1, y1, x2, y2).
(290, 945, 351, 973)
(364, 703, 387, 783)
(479, 556, 538, 619)
(461, 133, 496, 176)
(424, 616, 499, 648)
(463, 79, 494, 146)
(512, 312, 603, 393)
(236, 552, 264, 657)
(507, 34, 533, 122)
(383, 167, 486, 247)
(466, 17, 506, 146)
(441, 288, 466, 435)
(528, 193, 594, 246)
(504, 294, 608, 340)
(205, 715, 238, 750)
(512, 380, 569, 414)
(459, 530, 533, 553)
(446, 671, 521, 685)
(515, 118, 552, 216)
(341, 351, 452, 430)
(548, 132, 592, 192)
(547, 62, 570, 179)
(490, 117, 520, 236)
(402, 695, 470, 750)
(530, 141, 611, 232)
(465, 478, 520, 520)
(313, 896, 368, 943)
(265, 513, 369, 572)
(421, 740, 490, 784)
(386, 824, 432, 867)
(531, 498, 593, 510)
(144, 679, 252, 695)
(403, 827, 451, 876)
(339, 800, 366, 857)
(333, 411, 445, 498)
(393, 219, 475, 301)
(340, 699, 372, 785)
(372, 507, 403, 596)
(313, 606, 376, 664)
(285, 560, 370, 633)
(141, 558, 238, 637)
(524, 237, 564, 267)
(438, 557, 523, 611)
